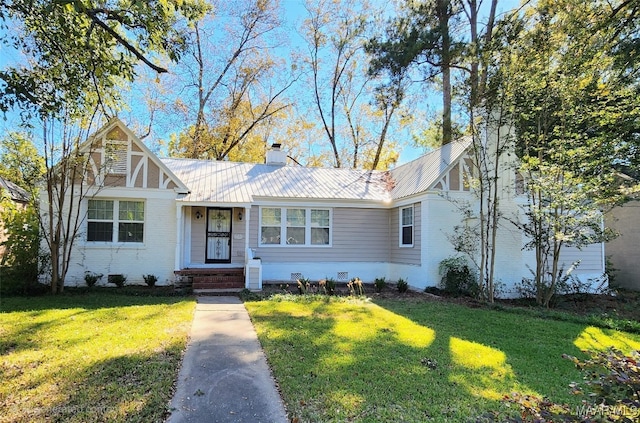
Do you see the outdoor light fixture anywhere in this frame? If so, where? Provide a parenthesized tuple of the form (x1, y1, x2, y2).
(195, 210, 203, 220)
(238, 210, 243, 221)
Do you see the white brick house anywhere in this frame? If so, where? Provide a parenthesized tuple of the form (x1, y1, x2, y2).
(43, 118, 605, 295)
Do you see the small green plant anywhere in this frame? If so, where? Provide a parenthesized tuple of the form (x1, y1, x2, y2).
(84, 271, 103, 288)
(325, 278, 336, 295)
(239, 288, 262, 301)
(297, 277, 311, 294)
(318, 278, 337, 295)
(374, 277, 386, 293)
(108, 274, 127, 288)
(143, 274, 158, 287)
(279, 283, 290, 292)
(438, 256, 478, 297)
(347, 277, 364, 296)
(397, 278, 408, 293)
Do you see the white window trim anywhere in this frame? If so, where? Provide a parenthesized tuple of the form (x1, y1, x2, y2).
(399, 205, 414, 248)
(259, 207, 332, 247)
(86, 199, 145, 245)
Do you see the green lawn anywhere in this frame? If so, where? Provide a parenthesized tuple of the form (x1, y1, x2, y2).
(245, 295, 640, 422)
(0, 292, 195, 423)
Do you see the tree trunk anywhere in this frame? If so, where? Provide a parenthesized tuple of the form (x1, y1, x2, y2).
(371, 103, 396, 170)
(437, 0, 452, 145)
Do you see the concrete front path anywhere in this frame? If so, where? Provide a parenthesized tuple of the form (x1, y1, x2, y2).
(166, 296, 288, 423)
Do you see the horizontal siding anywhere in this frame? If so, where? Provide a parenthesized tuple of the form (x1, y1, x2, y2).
(605, 201, 640, 290)
(188, 206, 245, 266)
(250, 206, 390, 263)
(390, 203, 421, 265)
(190, 207, 206, 265)
(558, 243, 604, 274)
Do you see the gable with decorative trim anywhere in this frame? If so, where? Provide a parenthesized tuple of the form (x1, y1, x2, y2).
(81, 118, 188, 193)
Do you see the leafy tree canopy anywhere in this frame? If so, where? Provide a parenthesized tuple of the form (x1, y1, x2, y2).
(0, 131, 44, 190)
(509, 0, 640, 202)
(0, 0, 208, 118)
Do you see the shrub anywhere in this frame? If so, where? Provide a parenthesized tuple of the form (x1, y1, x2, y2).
(347, 277, 364, 296)
(319, 278, 336, 295)
(143, 274, 158, 287)
(108, 274, 127, 288)
(0, 197, 43, 295)
(239, 288, 262, 301)
(438, 256, 478, 297)
(297, 277, 310, 294)
(374, 277, 386, 293)
(424, 286, 442, 295)
(397, 278, 409, 293)
(565, 348, 640, 411)
(496, 348, 640, 422)
(84, 271, 103, 287)
(278, 283, 290, 292)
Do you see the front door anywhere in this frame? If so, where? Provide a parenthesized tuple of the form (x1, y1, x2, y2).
(206, 208, 232, 263)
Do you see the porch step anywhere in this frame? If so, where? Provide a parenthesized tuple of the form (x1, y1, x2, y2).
(174, 268, 245, 291)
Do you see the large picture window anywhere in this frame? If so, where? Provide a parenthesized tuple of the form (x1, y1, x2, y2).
(87, 199, 144, 243)
(400, 206, 413, 247)
(260, 207, 331, 246)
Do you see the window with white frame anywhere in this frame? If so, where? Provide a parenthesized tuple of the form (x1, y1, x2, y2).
(87, 199, 144, 243)
(400, 206, 413, 246)
(310, 209, 330, 245)
(260, 208, 281, 244)
(286, 208, 306, 244)
(260, 207, 331, 246)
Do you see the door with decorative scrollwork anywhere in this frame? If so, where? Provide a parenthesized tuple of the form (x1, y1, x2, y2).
(206, 208, 232, 263)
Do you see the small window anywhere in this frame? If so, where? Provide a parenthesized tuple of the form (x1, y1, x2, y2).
(87, 199, 144, 243)
(400, 206, 413, 247)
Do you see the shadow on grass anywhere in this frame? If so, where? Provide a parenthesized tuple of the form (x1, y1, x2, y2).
(246, 297, 640, 422)
(0, 293, 194, 423)
(248, 300, 502, 421)
(3, 348, 184, 423)
(373, 299, 640, 402)
(0, 288, 193, 312)
(0, 292, 194, 355)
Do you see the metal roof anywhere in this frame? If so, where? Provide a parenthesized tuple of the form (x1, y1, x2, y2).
(389, 137, 472, 200)
(0, 176, 30, 203)
(161, 138, 471, 205)
(161, 159, 392, 203)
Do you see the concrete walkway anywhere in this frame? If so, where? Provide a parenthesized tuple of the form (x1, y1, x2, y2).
(166, 296, 288, 423)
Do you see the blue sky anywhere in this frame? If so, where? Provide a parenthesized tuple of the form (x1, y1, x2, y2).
(0, 0, 523, 165)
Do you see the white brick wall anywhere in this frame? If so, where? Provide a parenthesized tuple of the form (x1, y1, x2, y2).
(64, 190, 178, 286)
